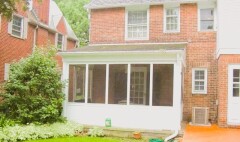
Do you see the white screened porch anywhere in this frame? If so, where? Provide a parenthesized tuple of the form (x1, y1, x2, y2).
(60, 43, 185, 131)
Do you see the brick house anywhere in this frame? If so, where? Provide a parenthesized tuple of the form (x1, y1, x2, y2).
(0, 0, 78, 83)
(60, 0, 240, 132)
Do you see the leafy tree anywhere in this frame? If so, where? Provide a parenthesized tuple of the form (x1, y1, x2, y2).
(0, 0, 28, 20)
(0, 46, 65, 124)
(55, 0, 90, 47)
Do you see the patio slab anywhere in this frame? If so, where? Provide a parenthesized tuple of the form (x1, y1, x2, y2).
(182, 124, 240, 142)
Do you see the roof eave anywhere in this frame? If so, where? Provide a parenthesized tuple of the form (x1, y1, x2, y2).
(84, 0, 211, 10)
(59, 49, 185, 57)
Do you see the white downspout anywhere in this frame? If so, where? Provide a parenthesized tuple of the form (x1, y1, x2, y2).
(33, 25, 39, 51)
(164, 129, 178, 142)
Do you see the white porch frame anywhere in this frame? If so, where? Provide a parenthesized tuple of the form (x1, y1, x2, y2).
(61, 50, 184, 131)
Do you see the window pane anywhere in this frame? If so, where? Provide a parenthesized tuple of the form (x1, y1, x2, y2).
(200, 9, 214, 20)
(12, 15, 22, 37)
(200, 9, 214, 30)
(200, 21, 214, 30)
(195, 70, 205, 80)
(57, 34, 63, 49)
(233, 69, 240, 77)
(68, 65, 86, 102)
(233, 88, 239, 97)
(108, 65, 128, 105)
(152, 64, 174, 106)
(128, 10, 147, 39)
(233, 69, 240, 97)
(165, 8, 178, 31)
(88, 65, 106, 104)
(130, 64, 150, 105)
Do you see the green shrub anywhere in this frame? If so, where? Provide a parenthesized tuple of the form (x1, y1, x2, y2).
(0, 47, 64, 124)
(0, 121, 83, 142)
(0, 114, 15, 128)
(88, 127, 104, 137)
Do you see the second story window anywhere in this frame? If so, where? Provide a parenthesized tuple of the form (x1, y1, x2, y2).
(199, 9, 214, 31)
(8, 14, 28, 39)
(12, 15, 23, 37)
(57, 33, 63, 50)
(126, 9, 149, 40)
(164, 7, 180, 33)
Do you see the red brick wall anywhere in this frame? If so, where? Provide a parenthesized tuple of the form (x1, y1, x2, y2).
(89, 4, 218, 122)
(48, 32, 56, 45)
(67, 39, 76, 49)
(90, 8, 125, 44)
(33, 0, 50, 24)
(36, 27, 49, 46)
(57, 17, 67, 35)
(218, 55, 240, 128)
(0, 18, 35, 82)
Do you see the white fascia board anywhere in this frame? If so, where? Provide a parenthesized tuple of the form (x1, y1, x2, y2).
(217, 48, 240, 58)
(59, 50, 184, 57)
(85, 0, 216, 10)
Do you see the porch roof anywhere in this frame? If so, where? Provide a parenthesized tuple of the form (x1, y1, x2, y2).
(62, 43, 186, 53)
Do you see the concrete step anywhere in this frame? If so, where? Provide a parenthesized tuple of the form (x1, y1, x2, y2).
(84, 125, 173, 139)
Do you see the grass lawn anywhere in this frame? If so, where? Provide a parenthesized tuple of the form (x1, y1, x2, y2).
(25, 136, 147, 142)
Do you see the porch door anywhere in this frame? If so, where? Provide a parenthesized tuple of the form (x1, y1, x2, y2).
(228, 66, 240, 125)
(130, 67, 147, 105)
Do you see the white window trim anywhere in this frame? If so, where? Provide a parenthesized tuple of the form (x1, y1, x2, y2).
(56, 33, 64, 51)
(198, 2, 217, 32)
(163, 4, 180, 33)
(0, 14, 2, 32)
(4, 63, 10, 81)
(125, 6, 149, 41)
(192, 68, 208, 94)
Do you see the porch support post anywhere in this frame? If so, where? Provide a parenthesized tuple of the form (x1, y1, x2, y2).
(62, 62, 69, 117)
(149, 63, 153, 106)
(173, 54, 182, 130)
(127, 64, 131, 105)
(85, 64, 89, 103)
(105, 64, 109, 104)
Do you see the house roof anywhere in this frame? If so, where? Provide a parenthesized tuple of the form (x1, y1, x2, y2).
(28, 0, 78, 41)
(85, 0, 208, 9)
(61, 43, 186, 53)
(49, 0, 78, 40)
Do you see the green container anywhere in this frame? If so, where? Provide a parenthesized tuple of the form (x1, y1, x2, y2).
(105, 118, 111, 127)
(149, 138, 164, 142)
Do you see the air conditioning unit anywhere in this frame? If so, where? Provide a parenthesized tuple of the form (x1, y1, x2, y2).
(191, 107, 211, 126)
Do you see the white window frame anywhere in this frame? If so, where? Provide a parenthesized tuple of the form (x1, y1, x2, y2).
(192, 68, 208, 94)
(4, 63, 10, 81)
(0, 14, 2, 32)
(125, 6, 149, 41)
(164, 4, 180, 33)
(11, 14, 24, 38)
(57, 33, 64, 50)
(198, 2, 217, 31)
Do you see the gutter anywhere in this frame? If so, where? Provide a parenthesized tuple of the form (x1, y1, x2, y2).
(164, 129, 178, 142)
(85, 0, 215, 10)
(28, 19, 57, 33)
(33, 25, 39, 51)
(58, 50, 184, 57)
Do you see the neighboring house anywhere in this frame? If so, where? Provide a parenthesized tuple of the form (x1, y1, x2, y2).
(60, 0, 240, 131)
(0, 0, 78, 83)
